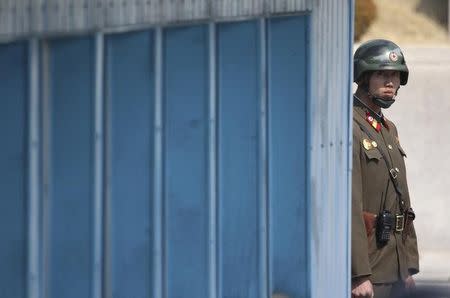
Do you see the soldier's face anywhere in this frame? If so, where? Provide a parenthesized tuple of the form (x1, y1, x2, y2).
(368, 70, 401, 99)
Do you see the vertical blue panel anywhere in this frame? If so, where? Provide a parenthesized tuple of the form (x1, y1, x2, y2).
(48, 37, 94, 298)
(0, 42, 28, 298)
(164, 25, 209, 298)
(106, 30, 154, 298)
(217, 21, 261, 298)
(268, 16, 308, 297)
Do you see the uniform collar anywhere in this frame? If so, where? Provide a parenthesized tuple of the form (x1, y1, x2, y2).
(353, 96, 390, 133)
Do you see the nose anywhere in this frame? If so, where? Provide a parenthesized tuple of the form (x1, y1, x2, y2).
(384, 74, 395, 86)
(385, 79, 394, 87)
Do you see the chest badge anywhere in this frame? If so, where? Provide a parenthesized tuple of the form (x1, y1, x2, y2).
(363, 138, 377, 150)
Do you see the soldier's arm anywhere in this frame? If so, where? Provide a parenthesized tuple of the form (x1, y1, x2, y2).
(405, 215, 420, 275)
(351, 125, 372, 280)
(390, 122, 420, 275)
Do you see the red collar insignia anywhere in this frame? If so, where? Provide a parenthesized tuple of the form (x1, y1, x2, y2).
(365, 112, 382, 133)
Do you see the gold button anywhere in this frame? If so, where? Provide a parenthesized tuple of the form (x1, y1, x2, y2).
(388, 144, 393, 150)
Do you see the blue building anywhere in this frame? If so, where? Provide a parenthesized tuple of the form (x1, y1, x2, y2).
(0, 1, 354, 297)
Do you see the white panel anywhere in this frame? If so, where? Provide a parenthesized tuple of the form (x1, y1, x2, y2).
(146, 0, 163, 25)
(105, 0, 123, 27)
(0, 0, 13, 37)
(72, 0, 89, 31)
(45, 0, 61, 32)
(30, 0, 45, 34)
(270, 0, 310, 13)
(214, 0, 264, 18)
(1, 0, 311, 40)
(16, 0, 29, 34)
(162, 0, 208, 22)
(308, 0, 353, 298)
(92, 0, 106, 28)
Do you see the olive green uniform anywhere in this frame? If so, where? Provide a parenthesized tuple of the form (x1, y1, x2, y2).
(352, 102, 419, 287)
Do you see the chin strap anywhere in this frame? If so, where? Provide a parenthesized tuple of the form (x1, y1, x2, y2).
(368, 91, 396, 109)
(354, 95, 383, 121)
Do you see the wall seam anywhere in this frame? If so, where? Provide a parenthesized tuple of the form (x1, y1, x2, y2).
(207, 21, 218, 298)
(259, 17, 269, 298)
(153, 26, 164, 298)
(27, 37, 41, 298)
(92, 32, 104, 298)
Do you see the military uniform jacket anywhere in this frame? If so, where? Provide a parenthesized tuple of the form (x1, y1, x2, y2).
(352, 102, 419, 283)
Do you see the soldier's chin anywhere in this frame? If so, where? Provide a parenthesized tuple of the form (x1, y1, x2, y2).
(372, 96, 396, 109)
(382, 93, 395, 100)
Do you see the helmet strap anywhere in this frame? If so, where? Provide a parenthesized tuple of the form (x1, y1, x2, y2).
(368, 91, 396, 109)
(354, 94, 383, 121)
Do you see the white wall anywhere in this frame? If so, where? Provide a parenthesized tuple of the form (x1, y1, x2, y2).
(386, 45, 450, 282)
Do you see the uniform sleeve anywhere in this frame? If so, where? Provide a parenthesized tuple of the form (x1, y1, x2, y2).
(352, 125, 372, 279)
(390, 122, 420, 275)
(406, 222, 420, 274)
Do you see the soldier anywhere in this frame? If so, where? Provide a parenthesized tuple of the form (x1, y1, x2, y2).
(351, 39, 419, 298)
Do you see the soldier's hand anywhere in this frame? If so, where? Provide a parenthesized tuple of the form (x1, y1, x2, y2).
(351, 279, 374, 298)
(404, 275, 415, 289)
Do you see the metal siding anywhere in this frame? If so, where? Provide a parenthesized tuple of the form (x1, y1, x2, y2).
(105, 30, 155, 298)
(45, 0, 62, 32)
(47, 37, 95, 298)
(0, 7, 354, 298)
(268, 16, 308, 298)
(215, 0, 264, 18)
(163, 24, 209, 298)
(0, 0, 311, 41)
(162, 0, 209, 22)
(30, 0, 45, 33)
(270, 0, 309, 14)
(0, 41, 28, 298)
(217, 20, 261, 298)
(309, 0, 353, 297)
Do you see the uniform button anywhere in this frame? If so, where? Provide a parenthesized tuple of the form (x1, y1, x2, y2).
(395, 167, 399, 172)
(388, 144, 393, 150)
(371, 141, 378, 148)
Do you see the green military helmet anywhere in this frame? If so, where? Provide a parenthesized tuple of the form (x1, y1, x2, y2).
(354, 39, 409, 85)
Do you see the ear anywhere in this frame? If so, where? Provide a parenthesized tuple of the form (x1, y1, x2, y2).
(357, 72, 371, 91)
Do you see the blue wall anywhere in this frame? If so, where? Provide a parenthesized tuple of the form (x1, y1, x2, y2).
(0, 41, 28, 298)
(47, 37, 95, 298)
(0, 15, 309, 298)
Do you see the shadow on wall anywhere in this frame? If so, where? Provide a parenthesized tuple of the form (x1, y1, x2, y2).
(416, 0, 448, 26)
